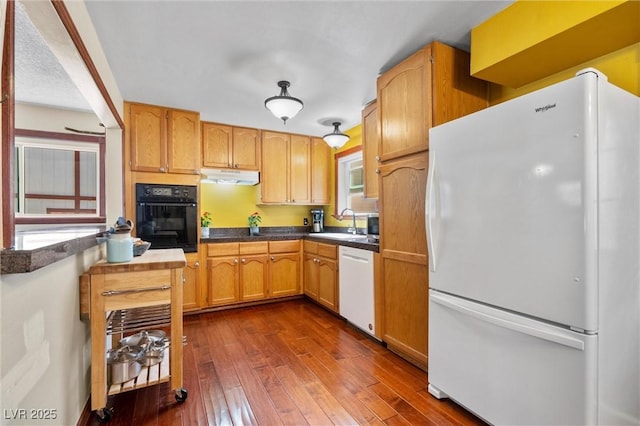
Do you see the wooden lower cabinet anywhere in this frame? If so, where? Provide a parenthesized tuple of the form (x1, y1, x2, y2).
(239, 254, 269, 301)
(183, 252, 201, 311)
(204, 240, 301, 307)
(303, 241, 338, 313)
(269, 240, 302, 297)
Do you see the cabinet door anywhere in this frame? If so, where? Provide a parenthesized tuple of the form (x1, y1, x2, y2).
(317, 257, 338, 312)
(311, 137, 331, 204)
(232, 127, 260, 170)
(208, 257, 239, 306)
(362, 101, 379, 199)
(261, 131, 289, 203)
(202, 122, 232, 168)
(289, 134, 311, 203)
(303, 253, 318, 300)
(240, 255, 268, 301)
(378, 153, 429, 369)
(269, 253, 300, 298)
(129, 103, 166, 172)
(377, 46, 431, 161)
(183, 253, 200, 311)
(167, 109, 200, 174)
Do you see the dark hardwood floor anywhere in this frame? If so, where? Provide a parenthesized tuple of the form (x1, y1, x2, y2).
(80, 299, 485, 425)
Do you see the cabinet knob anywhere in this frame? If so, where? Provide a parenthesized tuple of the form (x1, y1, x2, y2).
(234, 259, 238, 264)
(159, 167, 165, 172)
(234, 164, 239, 168)
(241, 258, 246, 263)
(375, 169, 380, 174)
(270, 256, 275, 261)
(375, 155, 380, 161)
(194, 261, 199, 268)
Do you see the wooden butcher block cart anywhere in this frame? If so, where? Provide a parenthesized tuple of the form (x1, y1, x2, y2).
(80, 248, 187, 423)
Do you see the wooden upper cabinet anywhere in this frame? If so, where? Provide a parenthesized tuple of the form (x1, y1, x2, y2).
(202, 122, 232, 168)
(311, 137, 331, 204)
(377, 47, 429, 161)
(167, 109, 200, 174)
(377, 41, 487, 162)
(202, 122, 260, 170)
(129, 103, 166, 172)
(261, 131, 328, 205)
(232, 127, 260, 170)
(362, 100, 379, 199)
(261, 131, 289, 203)
(289, 134, 311, 204)
(128, 101, 200, 174)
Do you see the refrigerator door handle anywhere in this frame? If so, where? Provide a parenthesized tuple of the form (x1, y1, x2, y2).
(426, 153, 439, 271)
(430, 292, 586, 351)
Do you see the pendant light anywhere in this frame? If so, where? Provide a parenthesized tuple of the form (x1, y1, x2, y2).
(323, 122, 350, 149)
(264, 80, 303, 124)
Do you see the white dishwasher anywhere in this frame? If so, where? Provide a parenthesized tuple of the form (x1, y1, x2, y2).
(339, 245, 376, 338)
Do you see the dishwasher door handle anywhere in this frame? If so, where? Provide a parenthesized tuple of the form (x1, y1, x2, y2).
(341, 254, 370, 263)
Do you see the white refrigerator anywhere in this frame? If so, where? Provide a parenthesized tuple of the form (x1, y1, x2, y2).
(426, 69, 639, 425)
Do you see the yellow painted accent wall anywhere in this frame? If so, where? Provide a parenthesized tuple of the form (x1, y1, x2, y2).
(489, 42, 640, 104)
(200, 125, 365, 229)
(471, 0, 640, 87)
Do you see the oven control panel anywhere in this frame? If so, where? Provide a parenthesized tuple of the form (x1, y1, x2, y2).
(136, 183, 197, 202)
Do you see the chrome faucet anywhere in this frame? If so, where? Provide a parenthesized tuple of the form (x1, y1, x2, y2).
(339, 208, 358, 234)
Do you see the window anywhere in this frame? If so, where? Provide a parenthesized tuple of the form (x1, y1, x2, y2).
(14, 129, 105, 224)
(335, 148, 377, 215)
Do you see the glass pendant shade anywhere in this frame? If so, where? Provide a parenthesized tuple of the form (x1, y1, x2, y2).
(264, 81, 303, 124)
(323, 122, 350, 149)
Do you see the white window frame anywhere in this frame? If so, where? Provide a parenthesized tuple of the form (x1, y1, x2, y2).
(14, 133, 103, 222)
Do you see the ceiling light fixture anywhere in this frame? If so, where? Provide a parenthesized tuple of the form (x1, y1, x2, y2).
(264, 80, 303, 124)
(323, 122, 350, 149)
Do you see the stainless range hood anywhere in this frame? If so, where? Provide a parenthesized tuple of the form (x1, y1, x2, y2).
(201, 168, 260, 185)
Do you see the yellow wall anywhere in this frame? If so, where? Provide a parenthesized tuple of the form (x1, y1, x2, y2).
(200, 125, 365, 229)
(489, 42, 640, 104)
(471, 0, 640, 88)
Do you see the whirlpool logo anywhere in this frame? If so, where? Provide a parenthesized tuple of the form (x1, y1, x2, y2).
(535, 103, 557, 113)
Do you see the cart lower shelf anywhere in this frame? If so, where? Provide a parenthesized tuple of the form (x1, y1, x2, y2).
(108, 350, 170, 395)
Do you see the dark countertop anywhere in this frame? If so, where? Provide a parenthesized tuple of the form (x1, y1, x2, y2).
(1, 226, 108, 274)
(1, 226, 379, 274)
(202, 226, 379, 253)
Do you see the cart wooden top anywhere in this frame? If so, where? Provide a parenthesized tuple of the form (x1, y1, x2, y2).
(87, 249, 187, 274)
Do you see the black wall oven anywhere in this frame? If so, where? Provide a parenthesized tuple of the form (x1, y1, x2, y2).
(135, 183, 198, 253)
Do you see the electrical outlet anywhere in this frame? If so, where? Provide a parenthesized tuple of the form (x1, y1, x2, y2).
(303, 218, 308, 226)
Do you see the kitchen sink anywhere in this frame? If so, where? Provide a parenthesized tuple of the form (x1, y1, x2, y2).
(311, 232, 369, 241)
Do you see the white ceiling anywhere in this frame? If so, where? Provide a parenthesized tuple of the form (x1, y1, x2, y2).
(18, 0, 513, 137)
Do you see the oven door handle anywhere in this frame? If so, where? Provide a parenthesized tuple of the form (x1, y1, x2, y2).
(137, 202, 197, 207)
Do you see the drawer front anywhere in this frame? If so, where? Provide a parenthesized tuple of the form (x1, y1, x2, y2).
(240, 241, 269, 254)
(317, 242, 337, 259)
(303, 240, 318, 254)
(101, 269, 174, 311)
(269, 240, 300, 254)
(207, 243, 240, 257)
(103, 269, 172, 291)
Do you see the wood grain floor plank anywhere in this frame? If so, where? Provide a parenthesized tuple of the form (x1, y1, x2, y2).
(197, 360, 233, 426)
(254, 364, 309, 425)
(274, 364, 334, 425)
(299, 351, 382, 424)
(227, 340, 284, 425)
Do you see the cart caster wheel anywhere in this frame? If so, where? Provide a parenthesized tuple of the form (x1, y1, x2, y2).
(96, 407, 113, 423)
(175, 388, 188, 402)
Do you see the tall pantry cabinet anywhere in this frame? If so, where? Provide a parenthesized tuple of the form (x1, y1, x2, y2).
(377, 41, 487, 370)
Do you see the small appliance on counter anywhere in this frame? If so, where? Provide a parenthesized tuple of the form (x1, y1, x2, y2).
(310, 209, 324, 233)
(366, 214, 379, 242)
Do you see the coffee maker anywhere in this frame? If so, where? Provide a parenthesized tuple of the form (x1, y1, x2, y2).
(310, 209, 324, 233)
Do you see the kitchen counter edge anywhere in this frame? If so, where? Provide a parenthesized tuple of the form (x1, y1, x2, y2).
(202, 234, 380, 253)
